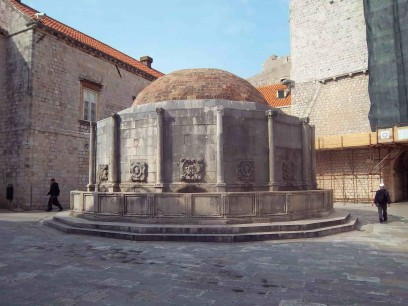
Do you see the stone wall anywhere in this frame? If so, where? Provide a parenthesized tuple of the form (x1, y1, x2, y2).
(292, 74, 371, 136)
(0, 1, 34, 208)
(223, 109, 268, 187)
(290, 0, 370, 136)
(26, 29, 152, 207)
(315, 147, 401, 202)
(289, 0, 376, 203)
(95, 100, 314, 194)
(164, 108, 217, 189)
(0, 32, 6, 207)
(290, 0, 368, 83)
(289, 0, 408, 203)
(70, 189, 333, 224)
(0, 33, 6, 125)
(0, 0, 154, 209)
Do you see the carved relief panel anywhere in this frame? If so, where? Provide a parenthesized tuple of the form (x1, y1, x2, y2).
(237, 160, 255, 182)
(130, 162, 147, 182)
(180, 158, 205, 182)
(98, 164, 108, 183)
(282, 160, 295, 181)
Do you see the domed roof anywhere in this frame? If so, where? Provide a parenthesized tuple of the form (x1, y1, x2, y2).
(133, 68, 268, 106)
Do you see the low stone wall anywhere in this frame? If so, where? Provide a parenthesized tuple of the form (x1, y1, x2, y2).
(70, 190, 333, 224)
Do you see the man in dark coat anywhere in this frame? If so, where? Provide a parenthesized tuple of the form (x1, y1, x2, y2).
(46, 178, 63, 212)
(373, 183, 391, 223)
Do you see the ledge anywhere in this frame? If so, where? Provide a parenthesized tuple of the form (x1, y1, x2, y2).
(318, 69, 368, 84)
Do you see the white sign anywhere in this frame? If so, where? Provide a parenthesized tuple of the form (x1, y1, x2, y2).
(380, 130, 390, 139)
(398, 128, 408, 140)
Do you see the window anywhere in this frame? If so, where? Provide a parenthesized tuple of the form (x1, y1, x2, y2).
(80, 79, 102, 122)
(83, 88, 98, 122)
(277, 90, 285, 99)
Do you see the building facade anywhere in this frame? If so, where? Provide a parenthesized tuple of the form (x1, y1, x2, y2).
(290, 0, 408, 202)
(0, 0, 163, 209)
(248, 55, 292, 114)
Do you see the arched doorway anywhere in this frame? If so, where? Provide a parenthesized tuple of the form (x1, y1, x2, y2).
(392, 150, 408, 202)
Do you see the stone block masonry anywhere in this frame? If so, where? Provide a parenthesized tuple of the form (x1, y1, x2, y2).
(290, 0, 370, 136)
(0, 0, 155, 209)
(292, 74, 371, 137)
(290, 0, 368, 83)
(288, 0, 406, 203)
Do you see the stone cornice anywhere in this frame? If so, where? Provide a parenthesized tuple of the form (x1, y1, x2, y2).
(318, 68, 368, 84)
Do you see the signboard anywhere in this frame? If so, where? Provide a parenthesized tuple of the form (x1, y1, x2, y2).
(397, 128, 408, 141)
(377, 128, 393, 143)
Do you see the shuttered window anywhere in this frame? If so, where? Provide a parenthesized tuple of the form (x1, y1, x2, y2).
(80, 79, 102, 122)
(83, 88, 98, 122)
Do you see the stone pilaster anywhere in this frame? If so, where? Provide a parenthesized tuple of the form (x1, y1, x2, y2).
(266, 110, 278, 190)
(155, 107, 164, 192)
(216, 107, 225, 191)
(301, 117, 312, 189)
(310, 125, 317, 189)
(108, 113, 119, 192)
(87, 122, 96, 191)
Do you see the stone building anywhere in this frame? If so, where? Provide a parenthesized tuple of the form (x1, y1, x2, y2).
(247, 55, 291, 87)
(248, 55, 292, 114)
(290, 0, 408, 202)
(0, 0, 163, 209)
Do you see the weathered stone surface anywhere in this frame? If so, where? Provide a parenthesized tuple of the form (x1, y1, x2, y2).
(290, 0, 368, 84)
(5, 202, 408, 304)
(289, 0, 375, 205)
(0, 1, 155, 209)
(71, 190, 333, 223)
(96, 98, 316, 193)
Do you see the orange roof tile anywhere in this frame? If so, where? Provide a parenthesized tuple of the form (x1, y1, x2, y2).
(9, 0, 163, 80)
(256, 84, 291, 108)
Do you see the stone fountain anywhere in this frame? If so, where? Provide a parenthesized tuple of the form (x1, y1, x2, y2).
(70, 68, 333, 225)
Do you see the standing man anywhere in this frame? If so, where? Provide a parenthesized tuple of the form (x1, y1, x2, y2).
(373, 183, 391, 223)
(46, 178, 63, 212)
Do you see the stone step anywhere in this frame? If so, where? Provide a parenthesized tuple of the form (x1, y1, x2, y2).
(51, 211, 351, 235)
(43, 214, 358, 242)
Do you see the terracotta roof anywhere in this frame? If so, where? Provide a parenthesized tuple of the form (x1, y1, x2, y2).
(134, 68, 268, 106)
(256, 84, 291, 107)
(9, 0, 163, 80)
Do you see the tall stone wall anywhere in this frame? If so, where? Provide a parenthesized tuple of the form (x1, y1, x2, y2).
(26, 30, 152, 208)
(0, 33, 6, 207)
(289, 0, 377, 203)
(290, 0, 368, 83)
(292, 75, 371, 137)
(289, 0, 408, 203)
(0, 1, 34, 208)
(0, 33, 6, 121)
(290, 0, 371, 136)
(0, 0, 154, 209)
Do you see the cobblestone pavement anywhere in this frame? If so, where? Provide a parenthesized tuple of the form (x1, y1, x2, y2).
(0, 202, 407, 306)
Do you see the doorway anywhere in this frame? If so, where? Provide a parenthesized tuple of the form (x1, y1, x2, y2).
(392, 150, 408, 202)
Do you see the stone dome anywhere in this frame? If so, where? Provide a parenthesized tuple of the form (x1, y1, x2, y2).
(133, 68, 268, 106)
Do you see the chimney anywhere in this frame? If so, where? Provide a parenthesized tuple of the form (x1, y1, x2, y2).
(140, 56, 153, 68)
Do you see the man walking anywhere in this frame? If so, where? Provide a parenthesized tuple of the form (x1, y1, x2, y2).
(373, 183, 391, 223)
(46, 178, 63, 212)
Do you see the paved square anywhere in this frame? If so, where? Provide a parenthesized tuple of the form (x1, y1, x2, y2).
(0, 203, 407, 305)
